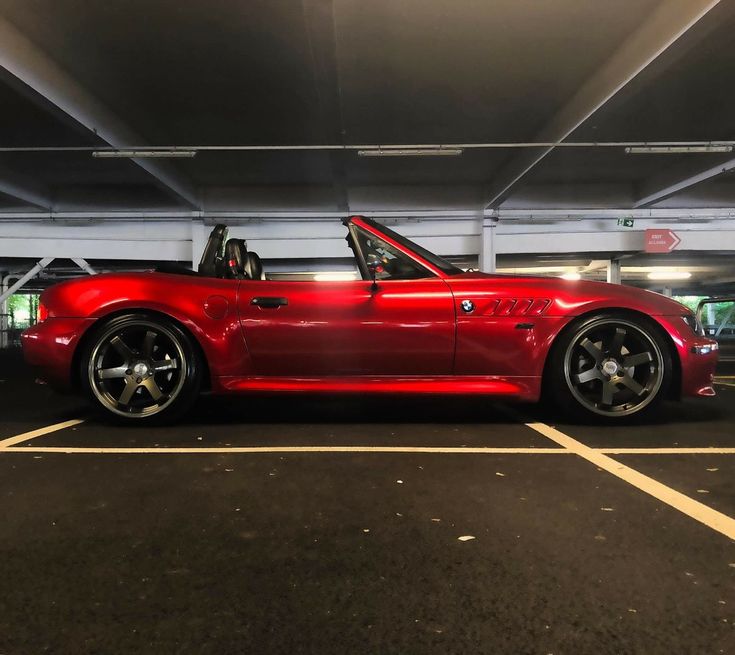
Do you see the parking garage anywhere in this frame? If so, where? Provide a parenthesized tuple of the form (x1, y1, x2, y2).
(1, 1, 735, 653)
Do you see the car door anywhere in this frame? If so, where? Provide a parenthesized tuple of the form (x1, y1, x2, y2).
(237, 276, 455, 376)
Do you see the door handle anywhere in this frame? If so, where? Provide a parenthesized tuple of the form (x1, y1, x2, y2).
(250, 296, 288, 308)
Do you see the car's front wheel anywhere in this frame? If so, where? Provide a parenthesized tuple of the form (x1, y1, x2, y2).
(546, 312, 673, 421)
(81, 313, 201, 423)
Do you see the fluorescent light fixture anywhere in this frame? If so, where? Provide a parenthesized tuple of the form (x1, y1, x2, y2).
(560, 272, 581, 281)
(313, 272, 359, 281)
(92, 150, 197, 158)
(647, 271, 692, 280)
(497, 266, 569, 274)
(357, 148, 463, 157)
(625, 145, 732, 154)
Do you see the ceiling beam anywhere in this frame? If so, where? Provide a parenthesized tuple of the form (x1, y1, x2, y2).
(301, 0, 349, 212)
(0, 160, 51, 209)
(482, 0, 721, 209)
(633, 156, 735, 208)
(0, 16, 199, 209)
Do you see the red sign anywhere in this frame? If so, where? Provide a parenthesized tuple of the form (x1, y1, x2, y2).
(645, 229, 680, 253)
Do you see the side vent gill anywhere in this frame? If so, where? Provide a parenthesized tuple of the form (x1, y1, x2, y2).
(479, 298, 551, 316)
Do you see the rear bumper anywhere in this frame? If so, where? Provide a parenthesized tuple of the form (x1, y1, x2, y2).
(655, 316, 718, 398)
(21, 317, 96, 391)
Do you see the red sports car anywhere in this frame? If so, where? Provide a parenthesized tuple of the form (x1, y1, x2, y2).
(22, 216, 718, 423)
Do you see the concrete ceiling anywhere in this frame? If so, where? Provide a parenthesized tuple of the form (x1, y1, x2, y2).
(0, 0, 734, 213)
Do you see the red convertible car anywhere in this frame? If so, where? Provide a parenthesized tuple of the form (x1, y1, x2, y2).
(22, 216, 718, 423)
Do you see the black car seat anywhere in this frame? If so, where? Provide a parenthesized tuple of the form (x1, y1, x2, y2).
(224, 238, 248, 279)
(198, 224, 228, 277)
(244, 251, 266, 280)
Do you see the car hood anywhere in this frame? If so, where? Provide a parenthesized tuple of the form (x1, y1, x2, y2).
(444, 272, 690, 317)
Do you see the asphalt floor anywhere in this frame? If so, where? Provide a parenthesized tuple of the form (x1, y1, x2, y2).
(1, 349, 734, 654)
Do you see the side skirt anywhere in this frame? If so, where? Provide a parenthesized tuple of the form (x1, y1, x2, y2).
(213, 376, 541, 401)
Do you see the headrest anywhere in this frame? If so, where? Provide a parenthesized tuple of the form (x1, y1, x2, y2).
(244, 251, 265, 280)
(224, 238, 247, 279)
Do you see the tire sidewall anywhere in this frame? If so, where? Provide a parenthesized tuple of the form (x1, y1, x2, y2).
(80, 313, 201, 424)
(545, 311, 673, 423)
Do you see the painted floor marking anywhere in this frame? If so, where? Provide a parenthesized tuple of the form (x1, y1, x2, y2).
(599, 447, 735, 454)
(5, 445, 735, 455)
(0, 419, 85, 450)
(592, 446, 735, 455)
(526, 421, 735, 541)
(715, 381, 735, 388)
(3, 445, 568, 455)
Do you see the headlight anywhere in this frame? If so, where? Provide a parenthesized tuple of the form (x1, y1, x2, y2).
(682, 313, 705, 336)
(691, 343, 718, 355)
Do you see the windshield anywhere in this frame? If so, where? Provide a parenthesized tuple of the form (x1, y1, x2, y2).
(359, 218, 462, 276)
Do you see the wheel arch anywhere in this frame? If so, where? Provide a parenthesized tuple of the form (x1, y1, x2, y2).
(541, 307, 682, 401)
(70, 308, 212, 392)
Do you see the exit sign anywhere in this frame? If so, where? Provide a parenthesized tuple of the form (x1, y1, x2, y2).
(617, 218, 635, 228)
(645, 229, 681, 253)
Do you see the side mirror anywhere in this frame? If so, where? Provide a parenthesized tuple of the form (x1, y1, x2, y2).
(366, 260, 383, 292)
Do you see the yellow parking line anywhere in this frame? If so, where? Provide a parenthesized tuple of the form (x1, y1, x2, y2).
(3, 445, 569, 455)
(599, 447, 735, 454)
(526, 422, 735, 541)
(4, 445, 735, 455)
(0, 419, 85, 450)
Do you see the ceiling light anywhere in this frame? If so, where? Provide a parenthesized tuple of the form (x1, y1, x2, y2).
(92, 150, 197, 158)
(560, 272, 581, 281)
(647, 271, 692, 280)
(497, 267, 569, 274)
(625, 145, 732, 154)
(357, 148, 463, 157)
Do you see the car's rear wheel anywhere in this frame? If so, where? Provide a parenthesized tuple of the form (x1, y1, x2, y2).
(81, 314, 201, 423)
(546, 312, 672, 421)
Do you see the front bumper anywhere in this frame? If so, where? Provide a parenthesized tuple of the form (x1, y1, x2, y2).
(21, 317, 96, 391)
(681, 338, 719, 397)
(655, 316, 719, 398)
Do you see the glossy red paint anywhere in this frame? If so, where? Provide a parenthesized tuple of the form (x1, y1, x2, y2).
(653, 314, 718, 398)
(215, 376, 536, 399)
(237, 278, 455, 376)
(22, 216, 718, 404)
(22, 317, 96, 389)
(23, 272, 250, 389)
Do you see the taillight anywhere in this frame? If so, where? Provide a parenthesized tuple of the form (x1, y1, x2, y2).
(37, 302, 49, 322)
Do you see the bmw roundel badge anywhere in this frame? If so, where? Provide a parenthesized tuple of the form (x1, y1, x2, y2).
(461, 299, 475, 313)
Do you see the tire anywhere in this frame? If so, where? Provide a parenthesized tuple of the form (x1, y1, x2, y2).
(545, 312, 673, 422)
(80, 313, 202, 424)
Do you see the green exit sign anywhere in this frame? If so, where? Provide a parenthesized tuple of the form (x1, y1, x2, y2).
(617, 218, 635, 228)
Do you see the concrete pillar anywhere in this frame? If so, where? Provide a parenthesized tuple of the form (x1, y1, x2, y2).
(606, 259, 621, 285)
(706, 302, 716, 328)
(479, 217, 497, 273)
(661, 286, 673, 297)
(0, 284, 7, 350)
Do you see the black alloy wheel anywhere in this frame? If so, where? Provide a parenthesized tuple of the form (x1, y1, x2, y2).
(547, 313, 672, 421)
(82, 314, 201, 422)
